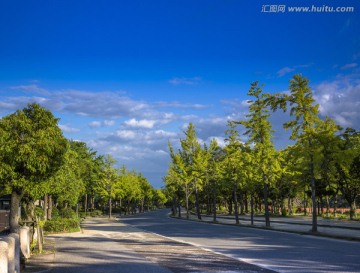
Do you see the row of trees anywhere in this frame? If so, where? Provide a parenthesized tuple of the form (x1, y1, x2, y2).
(164, 74, 360, 232)
(0, 103, 166, 233)
(95, 155, 167, 218)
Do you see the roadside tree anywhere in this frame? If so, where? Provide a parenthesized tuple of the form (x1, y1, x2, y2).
(0, 103, 67, 233)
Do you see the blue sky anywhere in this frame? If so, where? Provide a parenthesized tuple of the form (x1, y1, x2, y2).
(0, 0, 359, 188)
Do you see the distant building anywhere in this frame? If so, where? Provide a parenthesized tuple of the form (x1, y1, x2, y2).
(0, 194, 11, 210)
(0, 194, 10, 232)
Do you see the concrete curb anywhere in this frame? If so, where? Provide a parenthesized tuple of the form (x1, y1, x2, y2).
(170, 215, 360, 242)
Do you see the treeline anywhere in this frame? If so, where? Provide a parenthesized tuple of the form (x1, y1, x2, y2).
(0, 103, 166, 233)
(164, 74, 360, 231)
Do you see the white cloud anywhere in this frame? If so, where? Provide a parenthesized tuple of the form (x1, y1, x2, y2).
(341, 63, 358, 70)
(155, 101, 211, 109)
(115, 130, 137, 140)
(89, 120, 116, 128)
(124, 118, 156, 129)
(314, 76, 360, 129)
(276, 64, 311, 77)
(86, 127, 179, 188)
(104, 120, 115, 126)
(168, 76, 202, 85)
(2, 86, 156, 119)
(89, 121, 102, 128)
(57, 90, 149, 118)
(11, 84, 50, 95)
(205, 136, 226, 148)
(277, 67, 295, 77)
(59, 124, 80, 133)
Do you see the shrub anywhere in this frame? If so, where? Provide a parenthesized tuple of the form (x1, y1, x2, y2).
(34, 206, 44, 219)
(79, 212, 87, 218)
(111, 208, 122, 213)
(51, 207, 60, 219)
(44, 218, 80, 233)
(90, 210, 103, 217)
(60, 208, 77, 219)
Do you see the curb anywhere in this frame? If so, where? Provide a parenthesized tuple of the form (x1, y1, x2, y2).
(214, 215, 360, 231)
(170, 215, 360, 242)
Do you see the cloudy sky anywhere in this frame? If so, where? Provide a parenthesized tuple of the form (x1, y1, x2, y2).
(0, 1, 359, 188)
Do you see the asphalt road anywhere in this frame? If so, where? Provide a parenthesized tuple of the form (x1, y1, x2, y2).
(44, 216, 272, 273)
(120, 209, 360, 273)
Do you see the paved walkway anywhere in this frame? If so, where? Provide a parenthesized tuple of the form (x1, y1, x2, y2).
(180, 212, 360, 240)
(24, 217, 173, 273)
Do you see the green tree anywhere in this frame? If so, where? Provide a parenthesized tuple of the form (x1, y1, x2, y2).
(168, 143, 193, 219)
(138, 174, 154, 212)
(239, 81, 279, 227)
(154, 189, 167, 208)
(273, 75, 321, 231)
(0, 103, 67, 232)
(179, 123, 206, 220)
(69, 140, 102, 215)
(313, 118, 341, 216)
(336, 128, 360, 219)
(275, 147, 301, 216)
(96, 155, 117, 218)
(223, 121, 245, 224)
(49, 148, 85, 211)
(207, 139, 224, 222)
(163, 162, 183, 217)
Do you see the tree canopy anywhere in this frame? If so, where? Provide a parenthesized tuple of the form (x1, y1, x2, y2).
(164, 74, 360, 227)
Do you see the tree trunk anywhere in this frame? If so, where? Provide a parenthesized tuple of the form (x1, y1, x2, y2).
(125, 200, 129, 215)
(207, 190, 211, 215)
(213, 182, 217, 223)
(287, 197, 292, 216)
(271, 199, 275, 214)
(194, 178, 201, 220)
(309, 145, 318, 232)
(233, 180, 239, 224)
(334, 194, 338, 218)
(326, 195, 330, 217)
(244, 193, 249, 214)
(47, 195, 53, 220)
(10, 190, 23, 233)
(303, 188, 307, 216)
(171, 196, 176, 216)
(108, 198, 112, 218)
(84, 194, 88, 216)
(228, 199, 233, 215)
(119, 198, 122, 216)
(311, 176, 317, 232)
(250, 193, 254, 226)
(280, 199, 285, 216)
(350, 200, 356, 220)
(240, 193, 244, 215)
(43, 194, 48, 221)
(90, 195, 95, 210)
(185, 193, 190, 219)
(264, 182, 270, 227)
(140, 198, 144, 213)
(23, 198, 35, 222)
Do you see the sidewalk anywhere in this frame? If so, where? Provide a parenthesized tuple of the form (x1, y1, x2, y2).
(179, 212, 360, 240)
(23, 217, 173, 273)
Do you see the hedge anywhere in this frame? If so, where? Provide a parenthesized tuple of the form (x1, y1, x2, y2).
(43, 218, 80, 233)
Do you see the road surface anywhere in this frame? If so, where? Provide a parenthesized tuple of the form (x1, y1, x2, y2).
(120, 209, 360, 273)
(42, 215, 272, 273)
